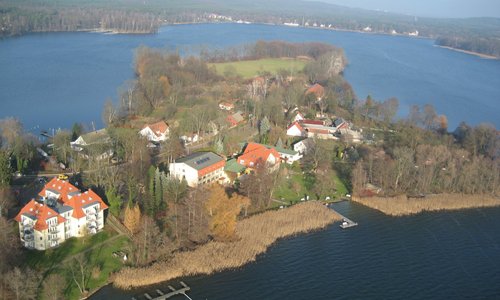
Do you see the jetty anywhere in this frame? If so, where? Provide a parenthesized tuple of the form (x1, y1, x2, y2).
(132, 281, 192, 300)
(339, 216, 358, 229)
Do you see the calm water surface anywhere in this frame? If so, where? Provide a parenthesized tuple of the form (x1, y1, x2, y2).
(93, 202, 500, 299)
(1, 23, 499, 131)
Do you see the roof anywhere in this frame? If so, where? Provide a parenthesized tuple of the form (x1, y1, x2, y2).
(15, 199, 66, 231)
(274, 145, 299, 156)
(237, 143, 280, 168)
(175, 152, 225, 171)
(224, 159, 246, 173)
(228, 111, 244, 123)
(40, 177, 80, 202)
(143, 121, 169, 138)
(305, 83, 325, 98)
(36, 177, 107, 219)
(287, 121, 304, 132)
(79, 129, 110, 145)
(302, 119, 324, 125)
(333, 118, 345, 127)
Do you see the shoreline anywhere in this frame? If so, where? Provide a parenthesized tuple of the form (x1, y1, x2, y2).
(352, 194, 500, 216)
(435, 45, 498, 60)
(113, 201, 341, 289)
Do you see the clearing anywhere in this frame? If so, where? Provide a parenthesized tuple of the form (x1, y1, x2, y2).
(210, 58, 307, 79)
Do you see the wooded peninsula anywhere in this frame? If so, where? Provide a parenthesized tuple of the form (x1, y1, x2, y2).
(0, 40, 498, 299)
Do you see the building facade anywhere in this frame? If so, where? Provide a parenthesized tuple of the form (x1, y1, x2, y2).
(15, 178, 108, 250)
(169, 152, 226, 187)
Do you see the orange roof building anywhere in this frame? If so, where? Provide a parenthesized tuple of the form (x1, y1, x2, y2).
(15, 177, 108, 250)
(305, 83, 325, 100)
(237, 143, 280, 169)
(139, 120, 170, 142)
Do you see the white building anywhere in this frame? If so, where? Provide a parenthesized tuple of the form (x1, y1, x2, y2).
(139, 121, 170, 143)
(169, 152, 226, 187)
(15, 177, 108, 250)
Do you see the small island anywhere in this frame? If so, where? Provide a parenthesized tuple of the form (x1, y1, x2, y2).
(0, 40, 498, 299)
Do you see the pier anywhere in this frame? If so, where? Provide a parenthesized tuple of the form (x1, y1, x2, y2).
(132, 282, 192, 300)
(339, 216, 358, 229)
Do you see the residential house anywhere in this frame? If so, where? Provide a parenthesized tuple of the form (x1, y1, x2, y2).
(227, 111, 245, 127)
(15, 177, 108, 250)
(139, 121, 170, 143)
(219, 102, 235, 111)
(293, 138, 315, 155)
(169, 152, 226, 187)
(287, 122, 306, 137)
(305, 83, 325, 101)
(293, 111, 305, 123)
(70, 129, 113, 160)
(237, 143, 280, 171)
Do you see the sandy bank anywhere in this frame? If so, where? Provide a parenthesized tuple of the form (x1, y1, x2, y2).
(353, 194, 500, 216)
(113, 201, 340, 289)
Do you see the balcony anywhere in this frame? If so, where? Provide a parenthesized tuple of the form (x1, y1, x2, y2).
(48, 234, 58, 241)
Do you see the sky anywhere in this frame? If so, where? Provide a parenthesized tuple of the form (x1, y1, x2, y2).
(317, 0, 500, 18)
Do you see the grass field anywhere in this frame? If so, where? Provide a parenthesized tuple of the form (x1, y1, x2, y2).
(22, 227, 130, 299)
(210, 58, 307, 78)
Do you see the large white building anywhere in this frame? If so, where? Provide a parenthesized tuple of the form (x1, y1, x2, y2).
(15, 177, 108, 250)
(169, 152, 226, 187)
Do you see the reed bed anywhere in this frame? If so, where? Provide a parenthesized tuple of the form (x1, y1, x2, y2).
(353, 194, 500, 216)
(114, 201, 340, 289)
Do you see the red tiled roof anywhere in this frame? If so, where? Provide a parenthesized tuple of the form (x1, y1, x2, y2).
(237, 143, 280, 168)
(305, 83, 325, 98)
(198, 160, 226, 177)
(143, 121, 169, 138)
(39, 177, 80, 202)
(15, 199, 65, 231)
(287, 121, 304, 131)
(302, 119, 324, 125)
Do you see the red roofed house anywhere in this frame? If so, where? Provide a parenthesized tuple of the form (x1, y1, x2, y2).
(237, 143, 280, 171)
(227, 111, 245, 127)
(287, 121, 306, 137)
(305, 83, 325, 100)
(139, 121, 170, 143)
(15, 177, 108, 250)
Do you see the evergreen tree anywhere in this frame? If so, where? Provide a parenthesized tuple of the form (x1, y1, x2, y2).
(0, 151, 11, 187)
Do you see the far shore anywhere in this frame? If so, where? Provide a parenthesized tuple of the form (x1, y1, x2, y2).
(353, 194, 500, 216)
(113, 201, 341, 289)
(436, 45, 498, 59)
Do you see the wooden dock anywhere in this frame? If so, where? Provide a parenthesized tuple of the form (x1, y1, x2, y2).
(133, 282, 192, 300)
(339, 216, 358, 229)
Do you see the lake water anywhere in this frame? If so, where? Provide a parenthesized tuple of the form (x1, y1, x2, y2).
(0, 23, 499, 133)
(93, 202, 500, 300)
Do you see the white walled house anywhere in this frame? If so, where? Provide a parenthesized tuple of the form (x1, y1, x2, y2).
(15, 177, 108, 250)
(169, 152, 226, 187)
(139, 121, 170, 143)
(287, 122, 306, 137)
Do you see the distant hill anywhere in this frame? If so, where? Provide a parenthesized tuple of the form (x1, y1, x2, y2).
(1, 0, 499, 57)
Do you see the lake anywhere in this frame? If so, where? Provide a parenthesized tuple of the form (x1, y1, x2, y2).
(0, 23, 499, 133)
(93, 202, 500, 299)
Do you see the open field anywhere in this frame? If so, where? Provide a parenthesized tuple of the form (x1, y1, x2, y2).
(353, 194, 500, 216)
(210, 58, 307, 78)
(113, 201, 340, 288)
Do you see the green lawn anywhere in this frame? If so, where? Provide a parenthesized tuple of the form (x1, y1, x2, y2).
(22, 227, 130, 299)
(273, 167, 349, 205)
(210, 58, 307, 79)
